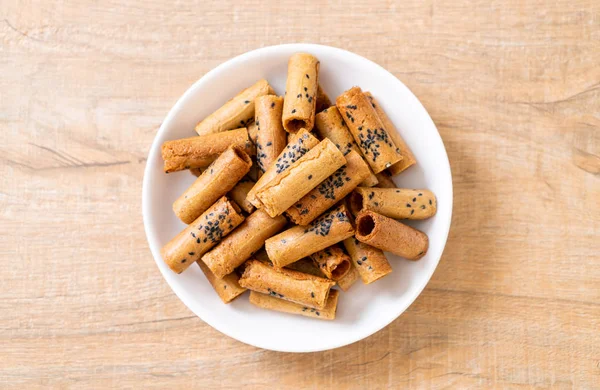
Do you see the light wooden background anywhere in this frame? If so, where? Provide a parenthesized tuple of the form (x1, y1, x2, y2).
(1, 0, 599, 388)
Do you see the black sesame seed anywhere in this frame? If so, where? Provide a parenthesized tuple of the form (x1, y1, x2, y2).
(406, 203, 411, 207)
(429, 199, 433, 205)
(305, 74, 309, 79)
(244, 100, 250, 104)
(308, 174, 313, 180)
(188, 252, 195, 256)
(292, 109, 296, 114)
(311, 292, 315, 298)
(316, 312, 320, 316)
(421, 205, 426, 209)
(270, 102, 275, 108)
(181, 259, 186, 263)
(413, 198, 416, 202)
(411, 209, 414, 215)
(419, 193, 423, 196)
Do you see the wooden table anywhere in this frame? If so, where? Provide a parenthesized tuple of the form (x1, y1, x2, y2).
(2, 0, 599, 388)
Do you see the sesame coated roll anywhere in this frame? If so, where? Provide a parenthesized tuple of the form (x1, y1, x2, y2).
(161, 128, 255, 173)
(342, 236, 392, 284)
(198, 260, 247, 304)
(314, 106, 378, 187)
(336, 87, 403, 173)
(161, 197, 245, 274)
(255, 95, 287, 174)
(309, 244, 351, 281)
(246, 129, 319, 209)
(285, 258, 327, 278)
(266, 204, 355, 268)
(227, 177, 256, 214)
(255, 139, 346, 218)
(315, 85, 332, 114)
(173, 147, 252, 224)
(375, 171, 397, 188)
(355, 211, 429, 260)
(249, 289, 339, 320)
(282, 53, 320, 133)
(350, 188, 436, 220)
(364, 92, 416, 175)
(285, 150, 370, 225)
(195, 79, 274, 135)
(201, 209, 287, 278)
(239, 259, 335, 309)
(336, 262, 360, 291)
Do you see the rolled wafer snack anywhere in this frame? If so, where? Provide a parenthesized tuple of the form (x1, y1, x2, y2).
(282, 53, 320, 133)
(247, 121, 258, 145)
(350, 187, 436, 220)
(336, 262, 360, 291)
(195, 79, 274, 135)
(285, 150, 370, 225)
(315, 85, 332, 114)
(364, 92, 416, 175)
(309, 245, 351, 281)
(249, 289, 339, 320)
(246, 129, 319, 209)
(161, 128, 255, 173)
(375, 171, 397, 188)
(336, 87, 403, 173)
(355, 211, 428, 260)
(286, 258, 327, 278)
(255, 139, 346, 217)
(227, 177, 256, 214)
(314, 106, 378, 187)
(239, 259, 335, 309)
(173, 147, 252, 224)
(343, 236, 392, 284)
(201, 209, 287, 278)
(255, 95, 287, 174)
(198, 260, 247, 304)
(162, 196, 245, 273)
(266, 204, 355, 268)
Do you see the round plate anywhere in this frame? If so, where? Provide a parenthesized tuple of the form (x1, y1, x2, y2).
(142, 44, 452, 352)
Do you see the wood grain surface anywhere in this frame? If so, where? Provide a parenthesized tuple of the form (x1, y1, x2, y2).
(1, 0, 599, 388)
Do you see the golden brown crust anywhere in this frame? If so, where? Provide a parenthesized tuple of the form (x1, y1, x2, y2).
(342, 236, 392, 284)
(364, 92, 416, 175)
(161, 128, 255, 173)
(314, 106, 378, 186)
(285, 150, 371, 225)
(336, 87, 403, 173)
(173, 147, 252, 224)
(201, 209, 287, 278)
(246, 129, 320, 209)
(161, 197, 245, 273)
(195, 79, 274, 136)
(309, 245, 351, 281)
(350, 188, 436, 220)
(336, 262, 360, 291)
(227, 177, 256, 214)
(239, 259, 335, 309)
(282, 53, 320, 133)
(249, 289, 338, 320)
(255, 139, 346, 217)
(265, 204, 355, 268)
(198, 260, 247, 304)
(255, 95, 287, 174)
(355, 210, 429, 260)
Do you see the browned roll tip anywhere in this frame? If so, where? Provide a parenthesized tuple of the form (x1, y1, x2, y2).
(355, 210, 429, 260)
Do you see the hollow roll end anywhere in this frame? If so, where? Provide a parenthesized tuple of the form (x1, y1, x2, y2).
(349, 191, 365, 216)
(284, 118, 309, 134)
(356, 212, 376, 239)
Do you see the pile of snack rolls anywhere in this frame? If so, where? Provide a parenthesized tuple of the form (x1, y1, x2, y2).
(160, 53, 437, 320)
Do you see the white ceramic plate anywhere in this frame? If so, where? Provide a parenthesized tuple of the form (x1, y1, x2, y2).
(143, 44, 452, 353)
